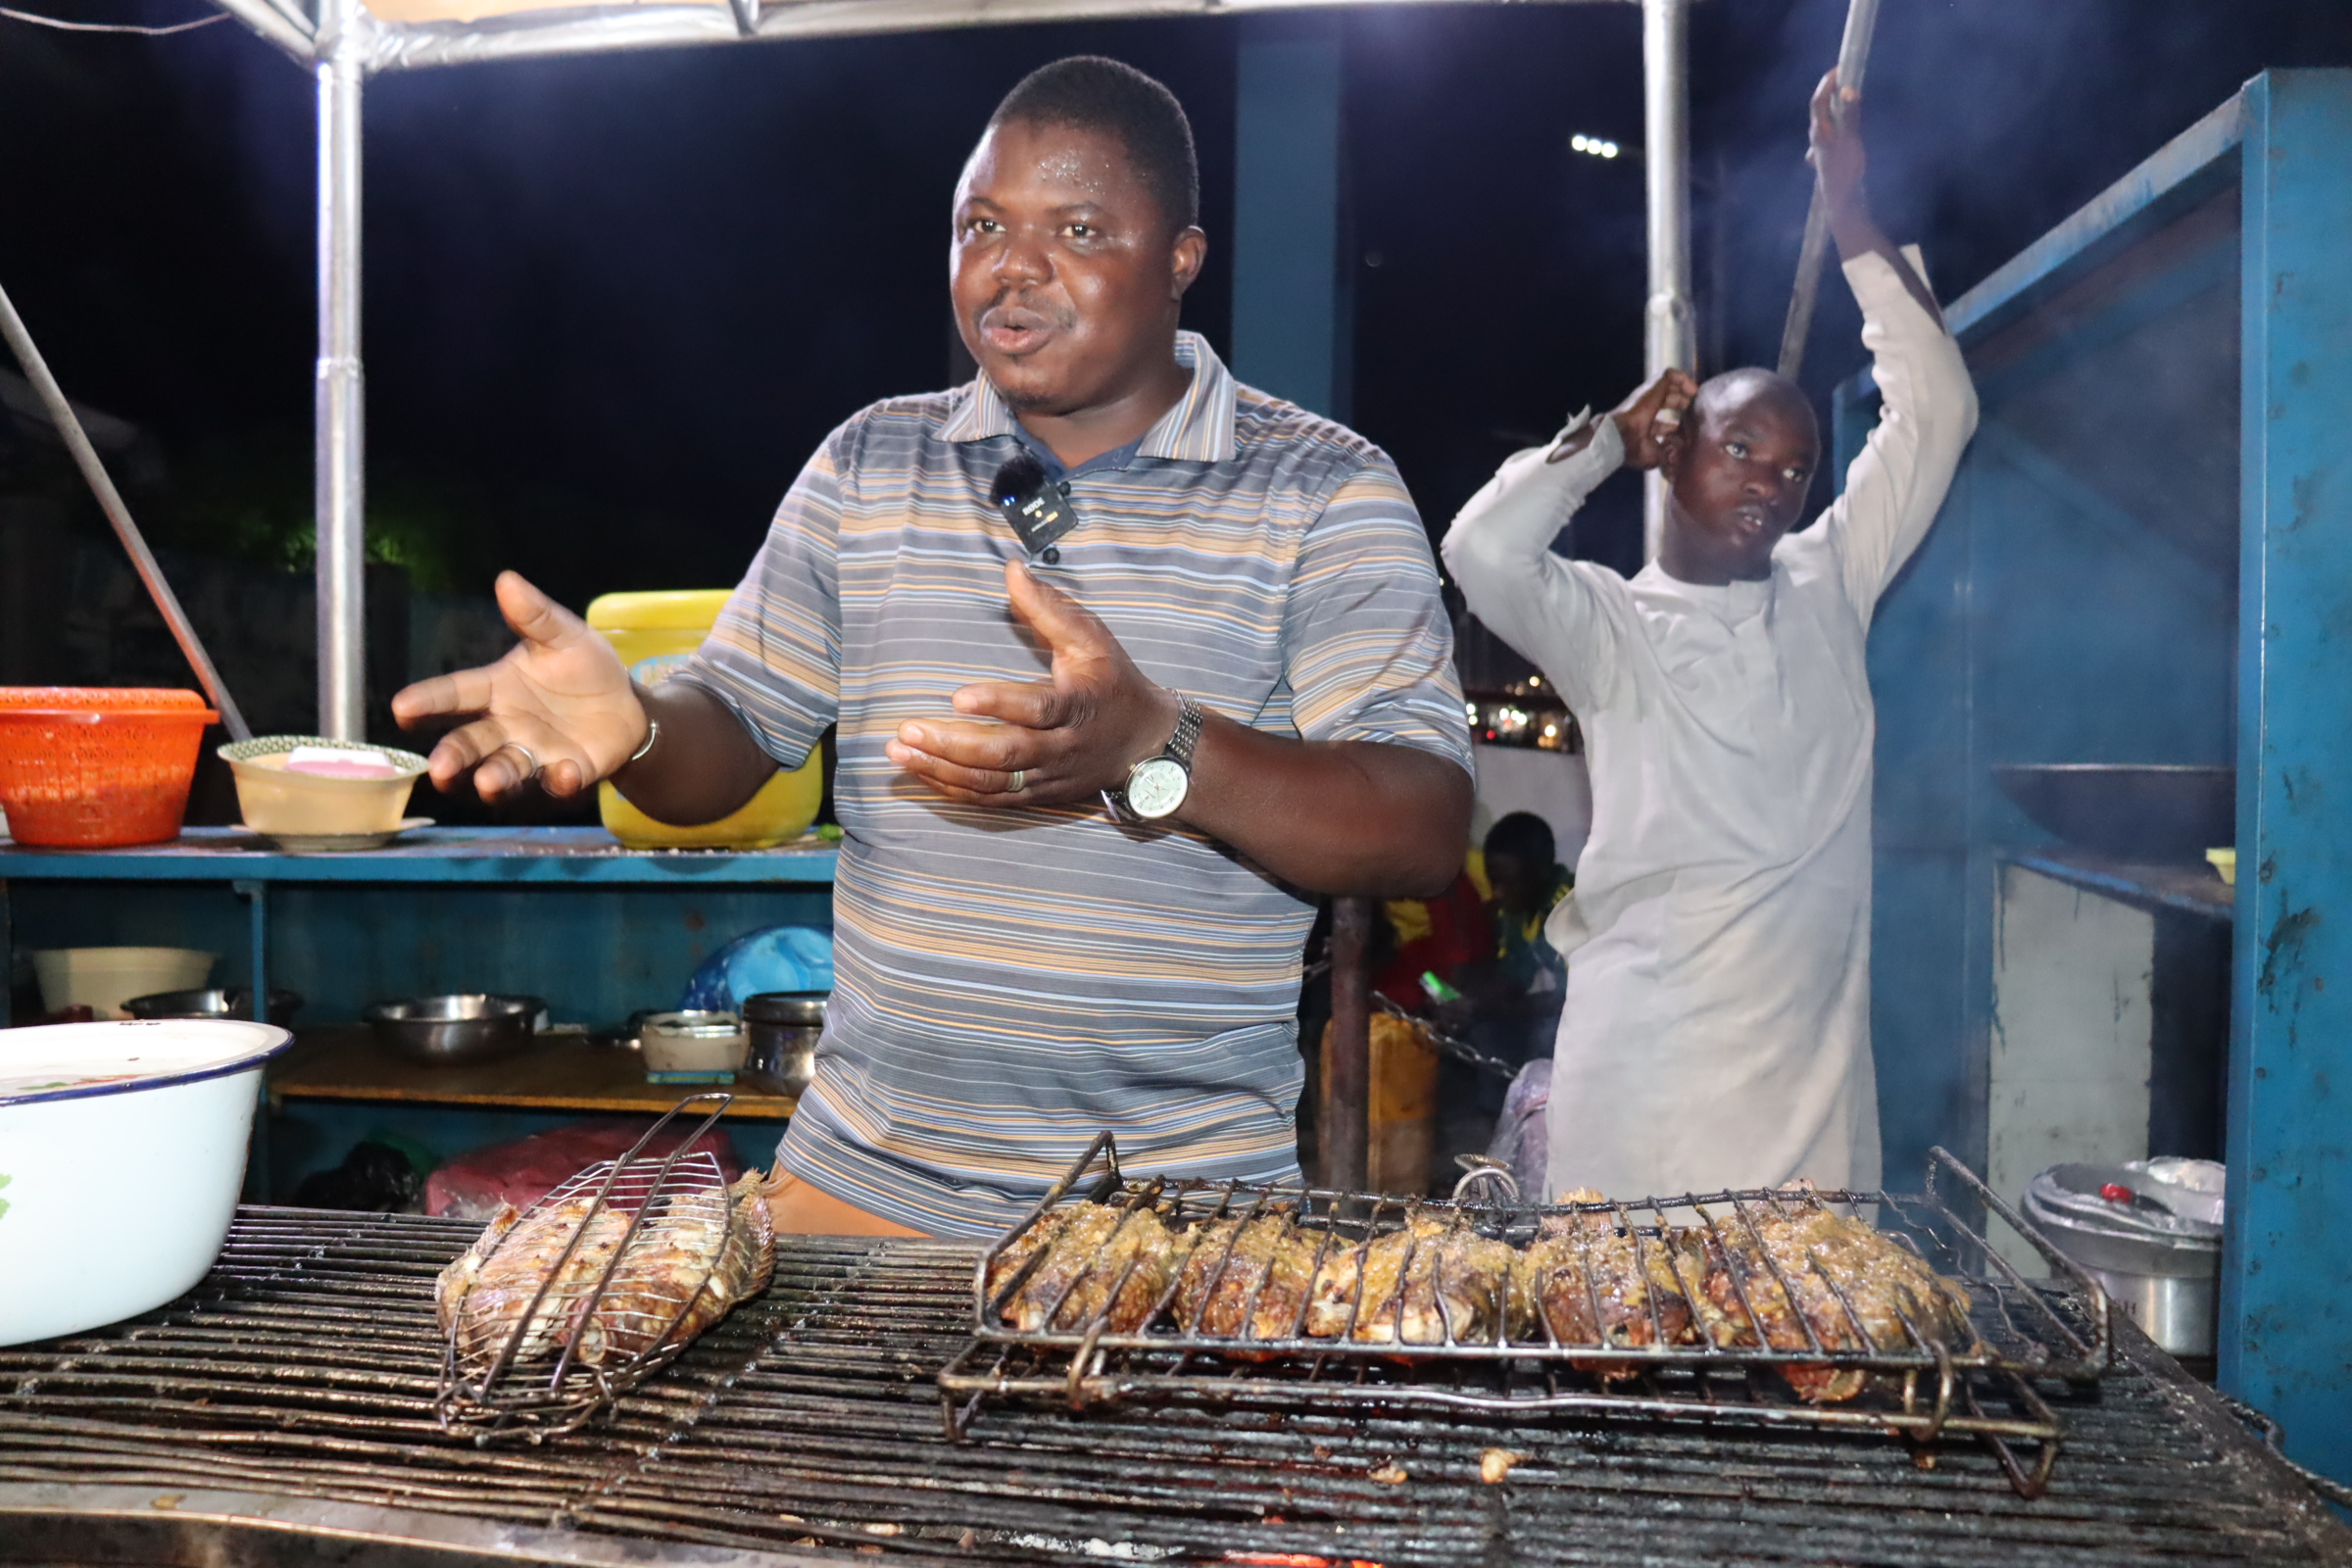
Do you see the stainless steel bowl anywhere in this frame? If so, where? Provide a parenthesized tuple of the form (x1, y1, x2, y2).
(363, 994, 545, 1065)
(743, 991, 826, 1094)
(123, 987, 303, 1030)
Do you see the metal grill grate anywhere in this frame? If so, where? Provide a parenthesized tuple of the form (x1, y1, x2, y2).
(944, 1137, 2107, 1495)
(2, 1207, 2347, 1567)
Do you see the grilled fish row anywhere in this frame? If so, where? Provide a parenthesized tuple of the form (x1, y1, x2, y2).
(986, 1191, 1976, 1402)
(437, 1169, 775, 1369)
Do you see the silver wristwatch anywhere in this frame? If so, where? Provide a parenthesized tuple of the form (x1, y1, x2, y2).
(1105, 692, 1203, 822)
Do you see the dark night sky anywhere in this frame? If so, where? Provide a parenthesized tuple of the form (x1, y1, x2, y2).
(3, 0, 2348, 610)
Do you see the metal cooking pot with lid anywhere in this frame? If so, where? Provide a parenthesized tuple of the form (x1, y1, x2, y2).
(744, 991, 825, 1094)
(2026, 1159, 2223, 1356)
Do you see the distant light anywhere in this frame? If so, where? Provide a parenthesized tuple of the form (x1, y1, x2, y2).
(1542, 723, 1558, 739)
(1528, 675, 1542, 687)
(1570, 134, 1589, 152)
(1570, 134, 1623, 161)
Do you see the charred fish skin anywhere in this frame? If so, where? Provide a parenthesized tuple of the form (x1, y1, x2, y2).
(1687, 1202, 1968, 1402)
(435, 1203, 520, 1340)
(1304, 1214, 1522, 1347)
(581, 1170, 777, 1364)
(437, 1173, 780, 1372)
(1173, 1213, 1320, 1341)
(448, 1200, 633, 1364)
(988, 1204, 1177, 1335)
(1514, 1191, 1694, 1375)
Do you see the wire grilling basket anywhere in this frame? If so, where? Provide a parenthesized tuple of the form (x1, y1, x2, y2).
(939, 1134, 2114, 1497)
(435, 1095, 773, 1443)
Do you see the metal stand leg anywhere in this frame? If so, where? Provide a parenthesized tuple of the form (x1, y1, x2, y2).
(235, 878, 271, 1202)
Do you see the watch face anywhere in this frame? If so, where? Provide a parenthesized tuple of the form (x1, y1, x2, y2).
(1126, 757, 1190, 819)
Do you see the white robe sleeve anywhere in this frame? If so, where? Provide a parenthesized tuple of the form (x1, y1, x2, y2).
(1817, 251, 1980, 622)
(1440, 415, 1630, 713)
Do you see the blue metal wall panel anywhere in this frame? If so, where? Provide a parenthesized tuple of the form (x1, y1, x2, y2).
(1232, 18, 1345, 419)
(2228, 70, 2352, 1487)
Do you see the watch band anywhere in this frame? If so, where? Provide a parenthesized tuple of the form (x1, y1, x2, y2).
(1102, 691, 1202, 822)
(1163, 690, 1203, 770)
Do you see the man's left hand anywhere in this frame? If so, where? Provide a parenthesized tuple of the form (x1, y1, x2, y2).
(886, 561, 1180, 807)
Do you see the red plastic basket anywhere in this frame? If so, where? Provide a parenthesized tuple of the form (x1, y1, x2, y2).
(0, 688, 218, 848)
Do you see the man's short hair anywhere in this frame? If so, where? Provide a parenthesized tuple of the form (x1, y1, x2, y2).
(990, 56, 1200, 234)
(1485, 810, 1555, 868)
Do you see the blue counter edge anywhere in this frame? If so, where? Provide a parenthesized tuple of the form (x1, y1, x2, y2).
(0, 826, 839, 884)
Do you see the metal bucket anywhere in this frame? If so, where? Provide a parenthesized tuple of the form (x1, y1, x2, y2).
(743, 992, 825, 1094)
(2024, 1160, 2223, 1356)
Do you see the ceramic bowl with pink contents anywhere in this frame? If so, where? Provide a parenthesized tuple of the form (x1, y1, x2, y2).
(219, 735, 430, 848)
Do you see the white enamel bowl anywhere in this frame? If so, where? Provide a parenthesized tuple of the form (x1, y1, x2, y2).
(0, 1018, 292, 1346)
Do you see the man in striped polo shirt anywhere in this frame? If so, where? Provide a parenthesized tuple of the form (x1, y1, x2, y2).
(393, 56, 1473, 1237)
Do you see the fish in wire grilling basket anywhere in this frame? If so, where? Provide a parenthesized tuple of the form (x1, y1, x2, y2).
(1171, 1211, 1323, 1341)
(1302, 1212, 1527, 1346)
(987, 1202, 1176, 1333)
(1513, 1189, 1695, 1375)
(1684, 1199, 1979, 1401)
(436, 1167, 775, 1371)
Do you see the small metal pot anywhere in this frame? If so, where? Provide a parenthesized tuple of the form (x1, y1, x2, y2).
(124, 987, 304, 1030)
(743, 992, 825, 1094)
(2025, 1163, 2222, 1356)
(640, 1009, 748, 1075)
(364, 994, 545, 1065)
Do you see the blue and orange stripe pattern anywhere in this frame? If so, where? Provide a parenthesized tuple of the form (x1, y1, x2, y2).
(677, 333, 1470, 1236)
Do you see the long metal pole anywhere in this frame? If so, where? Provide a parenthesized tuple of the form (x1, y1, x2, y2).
(1641, 0, 1694, 563)
(315, 0, 367, 742)
(0, 280, 252, 740)
(1321, 898, 1372, 1194)
(1775, 0, 1881, 380)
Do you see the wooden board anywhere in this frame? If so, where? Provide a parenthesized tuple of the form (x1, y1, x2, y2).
(268, 1027, 798, 1119)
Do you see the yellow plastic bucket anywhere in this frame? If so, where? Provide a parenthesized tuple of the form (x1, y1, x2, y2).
(584, 590, 822, 850)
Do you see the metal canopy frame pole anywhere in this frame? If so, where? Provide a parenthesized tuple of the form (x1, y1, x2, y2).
(1640, 0, 1693, 563)
(316, 0, 367, 742)
(1776, 0, 1879, 381)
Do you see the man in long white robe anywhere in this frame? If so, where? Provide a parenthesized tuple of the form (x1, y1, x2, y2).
(1442, 74, 1978, 1200)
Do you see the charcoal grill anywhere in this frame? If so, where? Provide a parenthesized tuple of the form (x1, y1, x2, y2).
(2, 1205, 2347, 1567)
(942, 1135, 2105, 1496)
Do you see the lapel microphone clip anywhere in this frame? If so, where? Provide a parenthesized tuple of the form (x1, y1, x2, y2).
(991, 453, 1079, 563)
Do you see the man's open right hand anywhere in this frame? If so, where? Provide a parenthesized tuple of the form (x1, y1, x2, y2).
(389, 570, 648, 802)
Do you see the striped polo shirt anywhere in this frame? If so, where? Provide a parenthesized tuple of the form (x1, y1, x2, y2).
(676, 331, 1471, 1236)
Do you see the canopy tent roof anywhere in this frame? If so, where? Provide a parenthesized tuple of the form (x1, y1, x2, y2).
(199, 0, 1690, 742)
(217, 0, 1626, 73)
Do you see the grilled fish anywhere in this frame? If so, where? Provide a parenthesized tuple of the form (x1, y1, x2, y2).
(437, 1196, 632, 1363)
(437, 1171, 776, 1367)
(1513, 1189, 1695, 1376)
(1304, 1213, 1526, 1346)
(1172, 1212, 1322, 1341)
(987, 1204, 1176, 1334)
(1684, 1200, 1975, 1401)
(570, 1169, 776, 1365)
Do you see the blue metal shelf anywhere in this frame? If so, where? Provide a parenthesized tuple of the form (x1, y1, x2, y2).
(2002, 850, 2234, 923)
(0, 826, 839, 884)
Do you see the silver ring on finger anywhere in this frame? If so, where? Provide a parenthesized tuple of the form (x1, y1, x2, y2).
(503, 742, 541, 781)
(1008, 768, 1027, 795)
